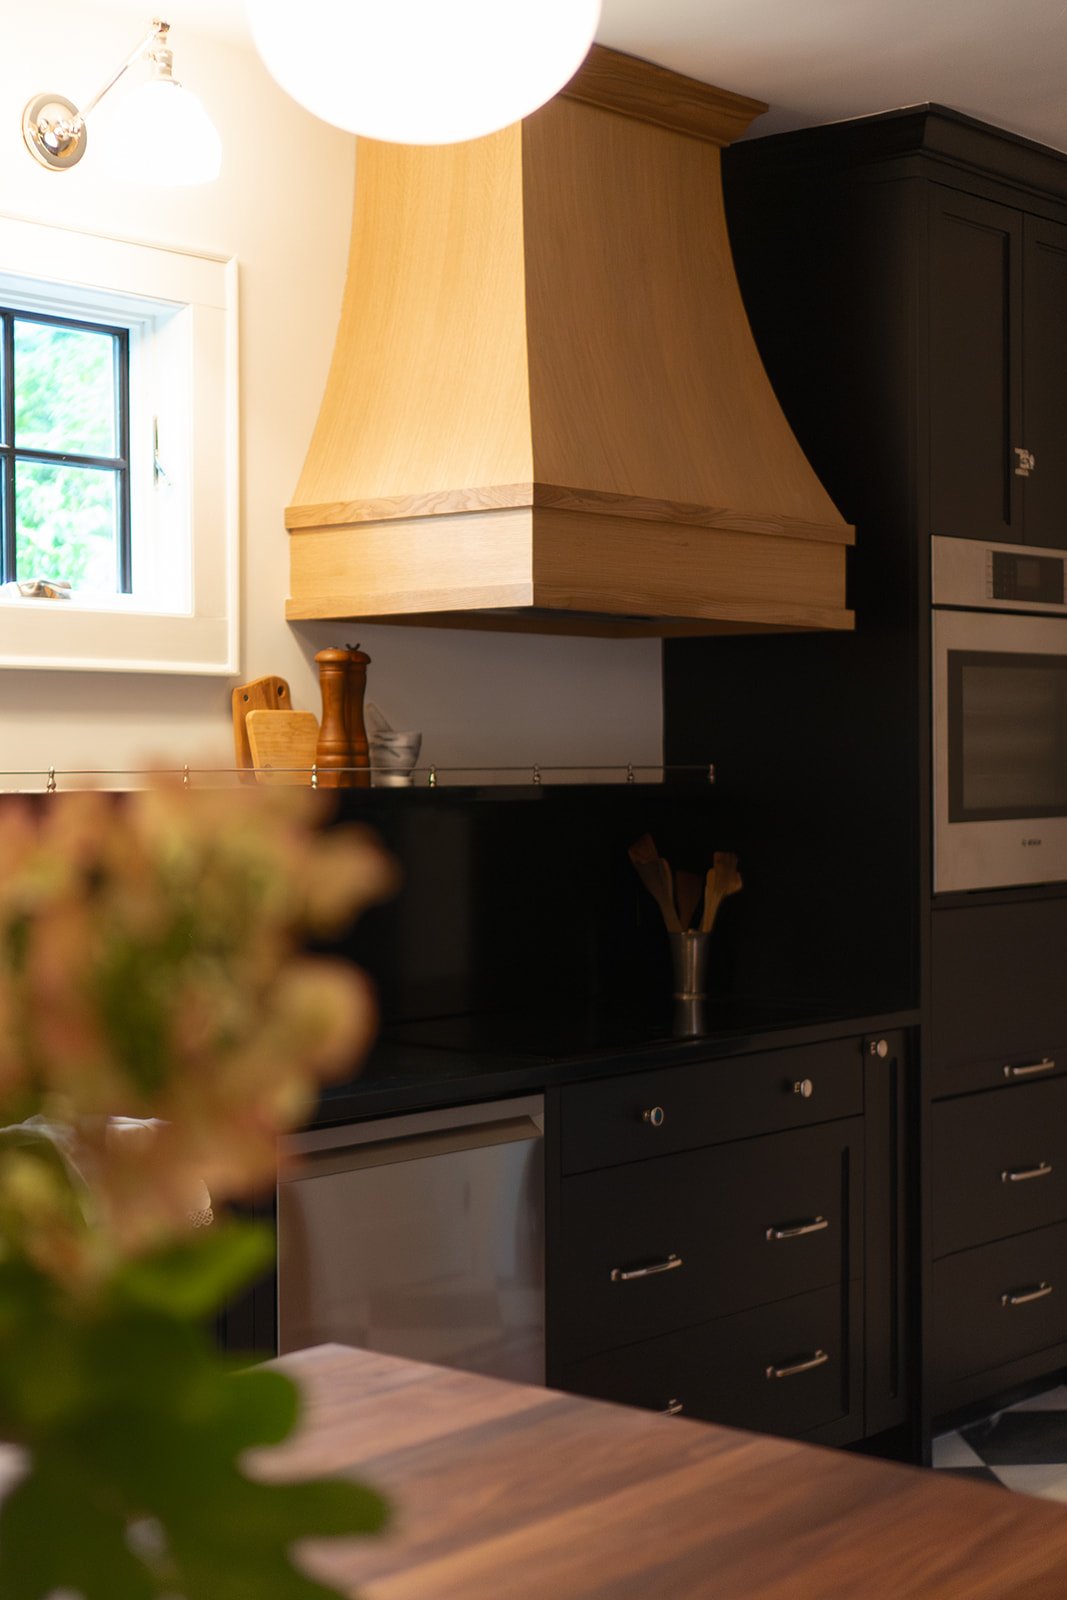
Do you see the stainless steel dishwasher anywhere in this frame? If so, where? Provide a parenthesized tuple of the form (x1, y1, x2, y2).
(276, 1095, 545, 1384)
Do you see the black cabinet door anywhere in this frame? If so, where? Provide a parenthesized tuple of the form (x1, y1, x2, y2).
(1023, 215, 1067, 549)
(562, 1283, 860, 1441)
(931, 1078, 1067, 1258)
(928, 898, 1067, 1097)
(555, 1119, 861, 1364)
(929, 187, 1024, 545)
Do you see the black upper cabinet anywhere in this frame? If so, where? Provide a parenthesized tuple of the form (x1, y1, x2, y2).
(928, 188, 1023, 545)
(1023, 214, 1067, 547)
(929, 190, 1067, 549)
(723, 105, 1067, 556)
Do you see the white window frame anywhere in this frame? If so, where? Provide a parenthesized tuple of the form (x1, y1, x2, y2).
(0, 215, 238, 675)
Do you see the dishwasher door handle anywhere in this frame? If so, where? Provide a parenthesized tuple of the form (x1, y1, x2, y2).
(281, 1096, 544, 1179)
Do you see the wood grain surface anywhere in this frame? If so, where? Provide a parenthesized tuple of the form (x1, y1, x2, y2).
(285, 45, 851, 634)
(231, 675, 293, 776)
(287, 507, 853, 632)
(562, 42, 767, 148)
(262, 1345, 1067, 1599)
(245, 710, 318, 785)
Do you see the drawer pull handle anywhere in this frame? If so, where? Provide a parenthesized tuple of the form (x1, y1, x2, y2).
(642, 1106, 666, 1128)
(661, 1398, 684, 1416)
(1001, 1282, 1053, 1308)
(766, 1349, 830, 1381)
(793, 1078, 815, 1099)
(1004, 1058, 1056, 1080)
(611, 1252, 683, 1284)
(766, 1216, 829, 1241)
(1001, 1162, 1052, 1184)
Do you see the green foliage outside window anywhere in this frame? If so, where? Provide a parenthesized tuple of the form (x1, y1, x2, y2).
(5, 318, 125, 591)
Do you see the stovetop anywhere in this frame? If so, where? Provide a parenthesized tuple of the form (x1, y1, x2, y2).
(380, 996, 839, 1064)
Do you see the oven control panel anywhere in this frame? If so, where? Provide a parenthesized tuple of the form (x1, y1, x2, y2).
(990, 550, 1066, 607)
(933, 536, 1067, 614)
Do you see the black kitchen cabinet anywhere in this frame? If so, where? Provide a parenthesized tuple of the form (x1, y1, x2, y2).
(928, 188, 1022, 547)
(930, 1079, 1067, 1257)
(563, 1283, 860, 1440)
(666, 106, 1067, 1446)
(547, 1029, 913, 1449)
(929, 190, 1067, 549)
(928, 898, 1067, 1098)
(1022, 215, 1067, 548)
(926, 897, 1067, 1416)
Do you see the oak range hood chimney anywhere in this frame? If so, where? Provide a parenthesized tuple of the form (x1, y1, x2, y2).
(285, 46, 854, 638)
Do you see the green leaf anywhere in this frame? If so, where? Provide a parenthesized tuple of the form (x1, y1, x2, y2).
(0, 1242, 389, 1599)
(115, 1224, 274, 1321)
(0, 1459, 157, 1600)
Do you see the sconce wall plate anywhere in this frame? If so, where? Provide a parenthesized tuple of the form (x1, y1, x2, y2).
(22, 93, 86, 171)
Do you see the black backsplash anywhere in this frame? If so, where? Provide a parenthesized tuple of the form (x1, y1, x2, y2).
(322, 784, 741, 1025)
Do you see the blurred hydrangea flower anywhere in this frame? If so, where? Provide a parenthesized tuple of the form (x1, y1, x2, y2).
(0, 783, 396, 1282)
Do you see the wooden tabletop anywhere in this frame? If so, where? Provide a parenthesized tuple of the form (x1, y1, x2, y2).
(263, 1344, 1067, 1599)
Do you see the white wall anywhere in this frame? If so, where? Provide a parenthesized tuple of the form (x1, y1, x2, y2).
(0, 6, 662, 786)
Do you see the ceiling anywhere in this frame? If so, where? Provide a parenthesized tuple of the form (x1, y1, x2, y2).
(93, 0, 1067, 153)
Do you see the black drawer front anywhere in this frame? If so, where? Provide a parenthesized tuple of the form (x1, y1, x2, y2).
(930, 1222, 1067, 1387)
(555, 1119, 862, 1362)
(561, 1037, 862, 1175)
(931, 1080, 1067, 1258)
(929, 900, 1067, 1098)
(562, 1283, 855, 1439)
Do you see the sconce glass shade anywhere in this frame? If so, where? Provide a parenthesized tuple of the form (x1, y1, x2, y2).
(246, 0, 602, 145)
(93, 78, 222, 186)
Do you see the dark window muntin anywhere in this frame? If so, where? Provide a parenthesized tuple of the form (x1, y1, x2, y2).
(947, 647, 1067, 822)
(0, 305, 131, 592)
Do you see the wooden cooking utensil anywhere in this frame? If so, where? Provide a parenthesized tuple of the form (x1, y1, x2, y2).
(674, 869, 704, 932)
(701, 851, 743, 933)
(232, 675, 293, 779)
(628, 834, 682, 932)
(246, 710, 320, 786)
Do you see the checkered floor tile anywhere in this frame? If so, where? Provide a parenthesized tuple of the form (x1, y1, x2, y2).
(933, 1385, 1067, 1501)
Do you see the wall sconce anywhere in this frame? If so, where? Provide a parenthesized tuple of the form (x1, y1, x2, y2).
(22, 18, 222, 186)
(246, 0, 602, 146)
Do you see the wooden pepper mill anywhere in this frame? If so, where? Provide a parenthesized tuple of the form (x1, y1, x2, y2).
(314, 646, 371, 788)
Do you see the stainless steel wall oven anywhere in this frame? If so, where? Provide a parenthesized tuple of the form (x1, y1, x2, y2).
(933, 536, 1067, 893)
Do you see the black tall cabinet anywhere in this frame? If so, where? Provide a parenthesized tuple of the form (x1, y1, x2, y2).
(664, 106, 1067, 1445)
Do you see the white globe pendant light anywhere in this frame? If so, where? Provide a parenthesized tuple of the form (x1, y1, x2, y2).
(246, 0, 603, 145)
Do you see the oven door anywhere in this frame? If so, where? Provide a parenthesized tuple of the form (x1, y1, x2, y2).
(933, 608, 1067, 892)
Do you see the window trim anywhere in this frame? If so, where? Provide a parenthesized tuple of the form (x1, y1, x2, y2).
(0, 215, 239, 676)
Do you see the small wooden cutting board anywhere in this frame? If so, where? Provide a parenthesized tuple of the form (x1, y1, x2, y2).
(246, 710, 319, 785)
(232, 675, 293, 776)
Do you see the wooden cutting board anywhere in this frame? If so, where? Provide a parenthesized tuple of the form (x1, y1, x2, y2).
(232, 676, 293, 776)
(246, 710, 319, 785)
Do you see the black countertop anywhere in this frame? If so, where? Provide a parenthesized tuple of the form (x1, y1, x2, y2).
(313, 999, 921, 1124)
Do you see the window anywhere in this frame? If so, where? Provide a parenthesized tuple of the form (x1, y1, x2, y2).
(0, 216, 238, 675)
(1, 309, 131, 593)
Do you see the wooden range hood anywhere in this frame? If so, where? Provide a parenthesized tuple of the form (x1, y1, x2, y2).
(286, 46, 854, 638)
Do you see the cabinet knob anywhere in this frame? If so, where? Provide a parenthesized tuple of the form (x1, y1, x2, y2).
(869, 1038, 889, 1059)
(1014, 446, 1036, 477)
(642, 1106, 666, 1127)
(792, 1078, 814, 1099)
